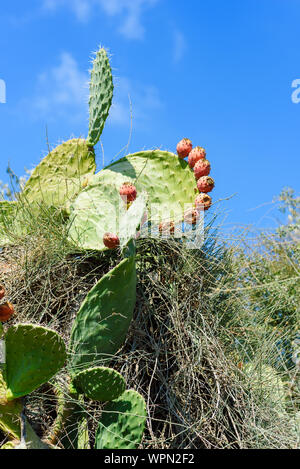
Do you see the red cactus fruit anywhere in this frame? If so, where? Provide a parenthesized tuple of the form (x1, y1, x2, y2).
(195, 193, 212, 211)
(0, 285, 5, 300)
(194, 159, 211, 180)
(176, 138, 193, 159)
(103, 233, 120, 250)
(197, 176, 215, 194)
(188, 146, 206, 168)
(119, 183, 137, 203)
(159, 220, 175, 235)
(0, 302, 15, 322)
(183, 208, 200, 225)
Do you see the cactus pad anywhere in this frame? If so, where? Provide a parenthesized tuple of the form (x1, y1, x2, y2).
(21, 139, 96, 208)
(69, 257, 136, 373)
(87, 47, 114, 146)
(94, 150, 198, 224)
(96, 390, 147, 449)
(0, 201, 21, 247)
(68, 180, 146, 251)
(4, 324, 66, 400)
(73, 367, 126, 402)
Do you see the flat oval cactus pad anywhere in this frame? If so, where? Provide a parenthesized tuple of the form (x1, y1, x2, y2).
(4, 324, 66, 400)
(73, 367, 126, 402)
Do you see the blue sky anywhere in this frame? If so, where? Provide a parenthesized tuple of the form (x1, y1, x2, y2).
(0, 0, 299, 230)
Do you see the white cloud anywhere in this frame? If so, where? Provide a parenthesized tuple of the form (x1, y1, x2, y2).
(27, 52, 89, 123)
(173, 30, 186, 63)
(42, 0, 159, 39)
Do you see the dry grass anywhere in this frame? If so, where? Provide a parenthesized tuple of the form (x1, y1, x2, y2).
(0, 206, 299, 449)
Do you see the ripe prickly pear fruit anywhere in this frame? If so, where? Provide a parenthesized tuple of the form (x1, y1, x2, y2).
(195, 193, 212, 211)
(197, 176, 215, 193)
(119, 183, 137, 203)
(176, 138, 193, 159)
(159, 220, 175, 235)
(194, 159, 211, 180)
(188, 146, 206, 168)
(183, 208, 199, 225)
(0, 285, 5, 300)
(0, 302, 15, 322)
(103, 233, 120, 250)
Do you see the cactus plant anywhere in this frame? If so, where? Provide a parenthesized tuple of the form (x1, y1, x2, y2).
(68, 182, 147, 251)
(73, 367, 126, 402)
(87, 47, 114, 147)
(93, 150, 198, 224)
(69, 256, 136, 373)
(0, 372, 22, 439)
(4, 324, 66, 400)
(95, 390, 147, 449)
(0, 201, 20, 247)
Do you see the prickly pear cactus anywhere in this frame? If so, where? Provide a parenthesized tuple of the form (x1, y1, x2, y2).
(93, 150, 198, 224)
(73, 367, 126, 402)
(69, 257, 136, 373)
(68, 180, 146, 250)
(21, 139, 96, 208)
(0, 201, 20, 247)
(87, 47, 114, 147)
(96, 390, 147, 449)
(4, 324, 66, 400)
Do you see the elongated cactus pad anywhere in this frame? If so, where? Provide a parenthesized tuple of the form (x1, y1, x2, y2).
(95, 390, 147, 449)
(87, 47, 114, 146)
(92, 150, 198, 224)
(68, 181, 146, 251)
(69, 257, 136, 373)
(4, 324, 66, 400)
(21, 139, 96, 208)
(73, 367, 126, 402)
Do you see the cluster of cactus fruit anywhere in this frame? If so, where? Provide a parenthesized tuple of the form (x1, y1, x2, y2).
(0, 45, 216, 449)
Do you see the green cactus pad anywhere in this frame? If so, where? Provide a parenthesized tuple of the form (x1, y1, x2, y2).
(93, 150, 198, 224)
(95, 390, 147, 449)
(69, 257, 136, 373)
(87, 48, 114, 146)
(4, 324, 66, 400)
(73, 367, 126, 402)
(0, 372, 22, 439)
(21, 139, 96, 208)
(68, 180, 146, 251)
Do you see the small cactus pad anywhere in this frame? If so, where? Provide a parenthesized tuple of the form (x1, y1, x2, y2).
(21, 139, 96, 208)
(96, 390, 147, 449)
(69, 257, 136, 373)
(4, 324, 66, 400)
(73, 367, 126, 402)
(93, 150, 198, 224)
(68, 180, 146, 251)
(87, 47, 114, 146)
